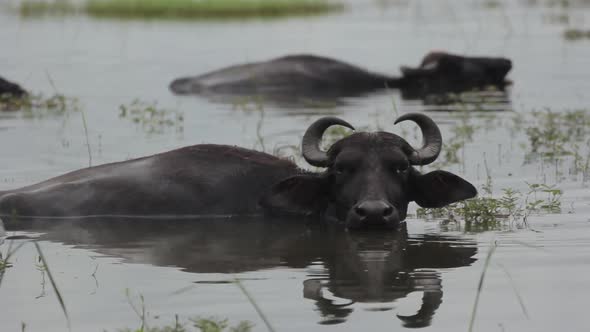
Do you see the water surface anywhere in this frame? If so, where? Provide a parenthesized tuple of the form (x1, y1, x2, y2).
(1, 0, 590, 331)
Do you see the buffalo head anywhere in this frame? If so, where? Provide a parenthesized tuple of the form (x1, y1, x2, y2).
(260, 113, 477, 230)
(400, 51, 512, 91)
(0, 76, 27, 98)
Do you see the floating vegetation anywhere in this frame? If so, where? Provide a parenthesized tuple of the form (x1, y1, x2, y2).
(544, 13, 569, 25)
(119, 99, 184, 136)
(525, 183, 562, 214)
(34, 242, 71, 329)
(524, 109, 590, 160)
(19, 0, 344, 20)
(563, 29, 590, 41)
(431, 111, 478, 168)
(116, 317, 253, 332)
(119, 289, 253, 332)
(0, 254, 12, 272)
(0, 93, 80, 117)
(482, 0, 502, 9)
(191, 317, 253, 332)
(417, 182, 562, 231)
(19, 0, 78, 16)
(422, 88, 512, 112)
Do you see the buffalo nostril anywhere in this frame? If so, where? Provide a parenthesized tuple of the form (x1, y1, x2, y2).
(354, 200, 394, 221)
(383, 205, 393, 217)
(355, 206, 367, 217)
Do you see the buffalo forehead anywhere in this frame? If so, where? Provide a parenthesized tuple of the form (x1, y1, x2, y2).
(328, 132, 410, 162)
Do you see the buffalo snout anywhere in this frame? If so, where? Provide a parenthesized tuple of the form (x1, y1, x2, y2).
(347, 200, 400, 230)
(482, 58, 512, 83)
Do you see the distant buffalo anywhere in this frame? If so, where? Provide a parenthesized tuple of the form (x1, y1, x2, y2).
(0, 76, 26, 98)
(169, 52, 512, 104)
(0, 113, 476, 230)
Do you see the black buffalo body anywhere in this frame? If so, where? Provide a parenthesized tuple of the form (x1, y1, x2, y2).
(169, 52, 512, 102)
(0, 113, 476, 229)
(0, 76, 26, 98)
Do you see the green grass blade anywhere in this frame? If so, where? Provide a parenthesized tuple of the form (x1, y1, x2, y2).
(468, 240, 497, 332)
(34, 242, 71, 331)
(234, 278, 275, 332)
(497, 263, 529, 320)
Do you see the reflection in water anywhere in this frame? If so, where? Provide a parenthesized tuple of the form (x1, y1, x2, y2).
(414, 88, 512, 112)
(8, 217, 476, 328)
(194, 85, 512, 112)
(300, 227, 477, 326)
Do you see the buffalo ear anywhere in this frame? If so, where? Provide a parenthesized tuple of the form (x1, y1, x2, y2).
(411, 170, 477, 208)
(259, 174, 329, 216)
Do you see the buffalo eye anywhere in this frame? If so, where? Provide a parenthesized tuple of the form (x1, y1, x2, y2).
(335, 165, 347, 174)
(334, 163, 355, 175)
(393, 162, 409, 174)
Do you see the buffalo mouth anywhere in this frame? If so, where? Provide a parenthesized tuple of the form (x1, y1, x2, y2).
(344, 200, 402, 230)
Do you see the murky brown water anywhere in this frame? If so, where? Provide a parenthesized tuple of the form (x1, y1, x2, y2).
(1, 0, 590, 331)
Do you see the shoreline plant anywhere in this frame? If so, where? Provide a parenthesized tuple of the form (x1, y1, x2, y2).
(19, 0, 344, 20)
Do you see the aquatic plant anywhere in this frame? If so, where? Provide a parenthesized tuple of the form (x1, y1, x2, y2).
(468, 240, 497, 332)
(418, 155, 562, 231)
(422, 88, 511, 112)
(563, 29, 590, 41)
(0, 255, 12, 272)
(524, 182, 562, 214)
(431, 110, 478, 168)
(0, 93, 80, 116)
(119, 289, 253, 332)
(117, 317, 252, 332)
(87, 0, 343, 19)
(417, 182, 562, 231)
(233, 278, 275, 332)
(191, 317, 253, 332)
(19, 0, 344, 20)
(481, 0, 502, 8)
(119, 99, 184, 136)
(19, 0, 78, 16)
(34, 242, 71, 329)
(524, 109, 590, 160)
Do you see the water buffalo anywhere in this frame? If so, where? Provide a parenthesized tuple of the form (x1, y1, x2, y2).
(0, 76, 26, 98)
(4, 218, 477, 327)
(169, 51, 512, 104)
(0, 113, 476, 229)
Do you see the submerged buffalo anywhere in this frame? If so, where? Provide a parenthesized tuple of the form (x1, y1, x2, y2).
(169, 51, 512, 103)
(0, 113, 476, 229)
(0, 76, 26, 98)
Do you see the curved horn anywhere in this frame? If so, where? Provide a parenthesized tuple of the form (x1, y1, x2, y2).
(302, 117, 354, 167)
(394, 113, 442, 165)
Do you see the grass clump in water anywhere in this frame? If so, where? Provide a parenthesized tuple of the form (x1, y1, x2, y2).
(418, 160, 562, 232)
(119, 289, 253, 332)
(0, 93, 80, 117)
(87, 0, 343, 19)
(119, 99, 184, 136)
(417, 183, 562, 231)
(0, 255, 12, 272)
(525, 109, 590, 160)
(563, 28, 590, 41)
(117, 317, 253, 332)
(20, 0, 344, 19)
(19, 0, 78, 16)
